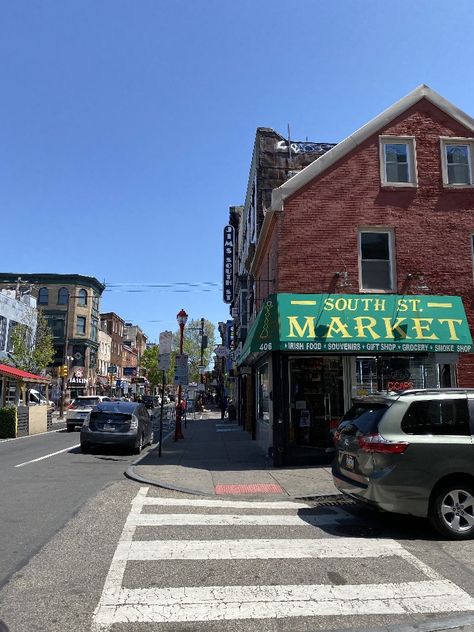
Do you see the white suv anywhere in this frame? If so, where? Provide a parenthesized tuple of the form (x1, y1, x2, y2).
(66, 396, 111, 432)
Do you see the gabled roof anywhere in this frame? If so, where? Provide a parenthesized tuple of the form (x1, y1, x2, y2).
(271, 84, 474, 211)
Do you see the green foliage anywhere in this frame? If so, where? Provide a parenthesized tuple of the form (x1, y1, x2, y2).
(178, 318, 216, 383)
(141, 345, 161, 388)
(10, 309, 55, 374)
(0, 407, 17, 439)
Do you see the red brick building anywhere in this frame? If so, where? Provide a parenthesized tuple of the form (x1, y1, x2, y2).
(236, 85, 474, 465)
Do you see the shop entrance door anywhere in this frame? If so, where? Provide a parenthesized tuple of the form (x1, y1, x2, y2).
(288, 357, 344, 459)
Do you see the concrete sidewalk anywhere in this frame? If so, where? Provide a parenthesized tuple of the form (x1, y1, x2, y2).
(126, 410, 338, 499)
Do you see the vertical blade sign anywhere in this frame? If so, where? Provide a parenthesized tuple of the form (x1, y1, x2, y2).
(223, 225, 234, 304)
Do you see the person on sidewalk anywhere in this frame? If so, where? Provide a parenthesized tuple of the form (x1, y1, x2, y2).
(219, 394, 228, 420)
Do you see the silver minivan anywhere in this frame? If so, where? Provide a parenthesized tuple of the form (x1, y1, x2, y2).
(332, 389, 474, 539)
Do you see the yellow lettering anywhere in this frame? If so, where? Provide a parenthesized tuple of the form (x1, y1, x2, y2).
(397, 299, 408, 312)
(372, 298, 386, 311)
(408, 299, 421, 312)
(412, 318, 438, 340)
(354, 316, 380, 339)
(326, 317, 351, 338)
(361, 299, 371, 311)
(335, 298, 347, 311)
(382, 317, 409, 339)
(324, 298, 334, 311)
(287, 316, 315, 339)
(439, 318, 463, 341)
(346, 298, 359, 311)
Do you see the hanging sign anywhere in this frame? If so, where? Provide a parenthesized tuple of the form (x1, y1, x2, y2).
(223, 225, 234, 304)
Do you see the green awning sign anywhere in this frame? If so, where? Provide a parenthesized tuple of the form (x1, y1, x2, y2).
(238, 293, 473, 363)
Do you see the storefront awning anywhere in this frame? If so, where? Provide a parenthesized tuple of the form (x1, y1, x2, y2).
(0, 363, 50, 384)
(238, 293, 473, 364)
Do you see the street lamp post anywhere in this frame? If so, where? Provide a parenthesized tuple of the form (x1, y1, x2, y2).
(175, 308, 188, 441)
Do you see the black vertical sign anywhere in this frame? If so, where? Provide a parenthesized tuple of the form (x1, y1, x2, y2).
(223, 225, 234, 304)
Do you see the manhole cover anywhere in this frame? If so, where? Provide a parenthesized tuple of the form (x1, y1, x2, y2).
(299, 495, 355, 507)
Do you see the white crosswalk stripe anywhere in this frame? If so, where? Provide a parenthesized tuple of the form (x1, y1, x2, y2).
(91, 486, 474, 630)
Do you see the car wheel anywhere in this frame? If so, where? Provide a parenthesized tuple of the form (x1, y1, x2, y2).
(429, 481, 474, 540)
(133, 433, 144, 455)
(66, 425, 75, 432)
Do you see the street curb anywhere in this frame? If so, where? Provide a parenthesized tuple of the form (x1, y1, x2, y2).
(326, 613, 474, 632)
(124, 465, 347, 501)
(124, 465, 216, 496)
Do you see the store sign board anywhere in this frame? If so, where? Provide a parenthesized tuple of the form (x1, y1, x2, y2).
(223, 225, 234, 304)
(238, 293, 473, 362)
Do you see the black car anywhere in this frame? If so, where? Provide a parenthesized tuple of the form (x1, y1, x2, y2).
(142, 395, 156, 409)
(80, 401, 153, 454)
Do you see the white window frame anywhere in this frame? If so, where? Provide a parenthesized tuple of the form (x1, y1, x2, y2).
(440, 137, 474, 187)
(471, 234, 474, 284)
(379, 136, 418, 187)
(358, 228, 396, 293)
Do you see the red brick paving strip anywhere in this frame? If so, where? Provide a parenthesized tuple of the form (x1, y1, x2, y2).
(214, 483, 284, 495)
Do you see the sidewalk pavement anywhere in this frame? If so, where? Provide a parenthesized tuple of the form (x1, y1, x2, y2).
(126, 409, 338, 499)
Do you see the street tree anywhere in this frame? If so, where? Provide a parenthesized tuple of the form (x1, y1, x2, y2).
(10, 309, 55, 374)
(175, 318, 216, 383)
(140, 345, 161, 390)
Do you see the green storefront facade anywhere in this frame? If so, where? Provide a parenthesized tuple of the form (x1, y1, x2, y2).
(238, 294, 473, 465)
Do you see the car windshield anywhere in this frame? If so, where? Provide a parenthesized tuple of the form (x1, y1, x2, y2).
(71, 397, 101, 408)
(339, 403, 389, 435)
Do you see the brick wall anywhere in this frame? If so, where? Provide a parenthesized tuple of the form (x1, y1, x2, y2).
(256, 98, 474, 385)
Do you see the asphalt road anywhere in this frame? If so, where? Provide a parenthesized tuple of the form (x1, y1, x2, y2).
(1, 480, 474, 632)
(0, 410, 173, 591)
(1, 413, 474, 632)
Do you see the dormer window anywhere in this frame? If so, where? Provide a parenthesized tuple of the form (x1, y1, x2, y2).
(379, 136, 417, 186)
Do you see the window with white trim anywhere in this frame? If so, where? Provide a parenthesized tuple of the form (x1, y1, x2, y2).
(359, 230, 395, 291)
(441, 138, 474, 186)
(380, 136, 417, 186)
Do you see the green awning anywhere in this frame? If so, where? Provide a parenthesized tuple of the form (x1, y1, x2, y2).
(238, 293, 473, 364)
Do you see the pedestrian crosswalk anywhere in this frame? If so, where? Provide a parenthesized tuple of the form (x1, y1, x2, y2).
(91, 487, 474, 630)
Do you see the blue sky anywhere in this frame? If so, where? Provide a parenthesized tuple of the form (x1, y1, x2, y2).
(1, 0, 474, 342)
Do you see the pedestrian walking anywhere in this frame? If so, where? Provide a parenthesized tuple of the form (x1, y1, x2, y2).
(219, 394, 228, 420)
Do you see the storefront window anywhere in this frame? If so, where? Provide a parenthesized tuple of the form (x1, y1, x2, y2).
(257, 363, 270, 423)
(354, 355, 439, 395)
(289, 357, 345, 449)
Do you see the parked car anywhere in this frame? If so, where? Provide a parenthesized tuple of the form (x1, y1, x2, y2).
(29, 389, 55, 410)
(66, 396, 111, 432)
(142, 395, 156, 410)
(332, 389, 474, 540)
(80, 400, 153, 454)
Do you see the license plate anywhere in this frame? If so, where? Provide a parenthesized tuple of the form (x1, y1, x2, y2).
(103, 425, 115, 432)
(344, 454, 355, 470)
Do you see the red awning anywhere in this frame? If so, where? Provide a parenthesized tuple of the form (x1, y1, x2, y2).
(0, 363, 50, 384)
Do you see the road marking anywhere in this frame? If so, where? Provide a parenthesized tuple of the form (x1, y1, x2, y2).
(126, 510, 356, 527)
(116, 537, 405, 560)
(141, 497, 309, 509)
(93, 580, 474, 625)
(91, 486, 474, 631)
(14, 444, 80, 467)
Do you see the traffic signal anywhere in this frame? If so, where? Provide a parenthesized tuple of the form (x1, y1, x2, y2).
(60, 365, 68, 378)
